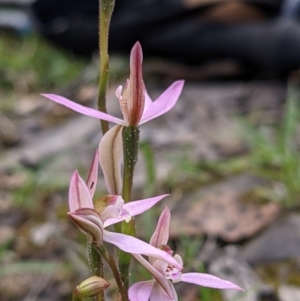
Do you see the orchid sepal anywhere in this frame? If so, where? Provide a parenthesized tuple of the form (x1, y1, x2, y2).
(41, 93, 126, 125)
(128, 280, 155, 301)
(86, 150, 99, 197)
(181, 273, 244, 290)
(68, 208, 104, 246)
(150, 206, 170, 248)
(42, 80, 184, 126)
(103, 230, 182, 269)
(132, 254, 174, 298)
(103, 194, 170, 228)
(69, 170, 93, 212)
(140, 81, 184, 124)
(127, 41, 145, 126)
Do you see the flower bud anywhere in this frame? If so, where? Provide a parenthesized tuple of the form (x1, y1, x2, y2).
(68, 208, 104, 246)
(74, 276, 110, 298)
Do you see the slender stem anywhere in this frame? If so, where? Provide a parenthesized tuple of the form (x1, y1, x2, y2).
(94, 245, 129, 301)
(118, 219, 136, 288)
(117, 126, 140, 288)
(98, 0, 115, 135)
(88, 242, 105, 301)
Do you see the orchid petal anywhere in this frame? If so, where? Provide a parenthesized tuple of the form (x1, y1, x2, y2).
(140, 81, 184, 124)
(86, 150, 99, 197)
(113, 196, 125, 207)
(133, 254, 174, 298)
(124, 194, 169, 217)
(150, 206, 171, 248)
(41, 94, 125, 125)
(150, 282, 176, 301)
(152, 259, 169, 275)
(93, 195, 119, 215)
(129, 280, 155, 301)
(181, 273, 243, 290)
(115, 85, 122, 99)
(173, 254, 183, 267)
(103, 194, 169, 228)
(69, 170, 93, 212)
(99, 125, 123, 195)
(144, 91, 153, 112)
(103, 217, 127, 228)
(101, 205, 120, 222)
(101, 196, 124, 222)
(103, 230, 182, 269)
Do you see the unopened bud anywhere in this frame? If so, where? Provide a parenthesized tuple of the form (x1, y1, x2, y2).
(74, 276, 110, 298)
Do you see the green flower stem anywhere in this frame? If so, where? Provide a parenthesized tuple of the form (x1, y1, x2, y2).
(98, 0, 115, 135)
(94, 0, 114, 293)
(88, 242, 105, 301)
(117, 126, 140, 288)
(94, 245, 129, 301)
(118, 219, 136, 288)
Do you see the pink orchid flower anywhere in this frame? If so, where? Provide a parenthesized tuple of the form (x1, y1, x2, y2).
(68, 169, 181, 269)
(83, 150, 169, 228)
(129, 207, 243, 301)
(41, 42, 184, 127)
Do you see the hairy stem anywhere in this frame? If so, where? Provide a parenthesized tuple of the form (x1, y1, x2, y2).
(88, 242, 105, 301)
(94, 245, 129, 301)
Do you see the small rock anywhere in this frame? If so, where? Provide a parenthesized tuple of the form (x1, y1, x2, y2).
(241, 214, 300, 264)
(209, 246, 278, 301)
(30, 222, 58, 247)
(14, 95, 43, 115)
(0, 226, 15, 247)
(170, 174, 280, 242)
(0, 274, 39, 300)
(278, 284, 300, 301)
(0, 113, 19, 145)
(0, 170, 28, 190)
(76, 85, 98, 103)
(0, 208, 27, 227)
